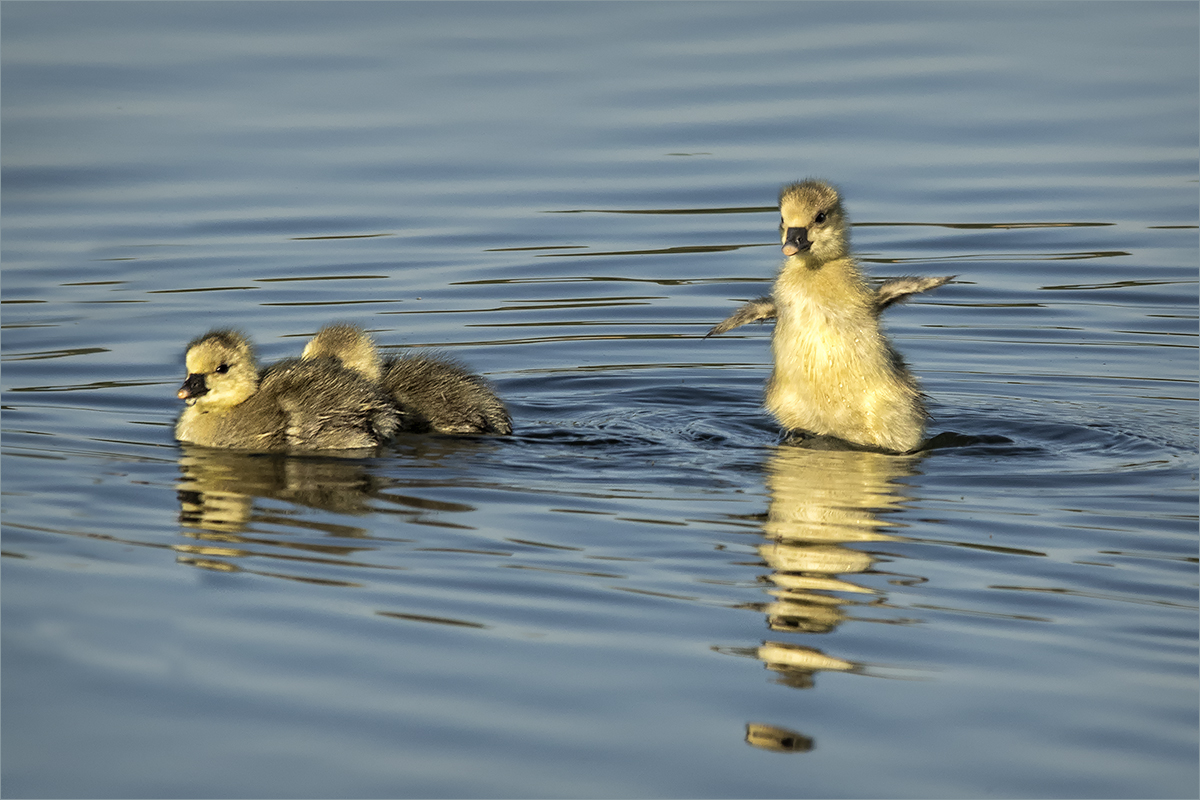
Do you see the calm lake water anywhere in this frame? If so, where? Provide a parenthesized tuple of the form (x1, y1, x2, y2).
(3, 3, 1197, 798)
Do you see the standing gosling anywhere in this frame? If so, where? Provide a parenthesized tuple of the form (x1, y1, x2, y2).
(708, 180, 953, 453)
(175, 330, 401, 451)
(303, 323, 513, 435)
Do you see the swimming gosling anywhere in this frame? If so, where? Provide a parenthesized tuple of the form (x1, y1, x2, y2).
(303, 323, 513, 435)
(708, 180, 953, 453)
(175, 329, 401, 451)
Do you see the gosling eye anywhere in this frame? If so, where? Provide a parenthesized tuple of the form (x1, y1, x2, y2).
(214, 363, 230, 375)
(814, 211, 827, 225)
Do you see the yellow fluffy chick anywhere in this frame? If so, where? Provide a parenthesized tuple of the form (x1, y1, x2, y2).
(708, 180, 953, 453)
(301, 323, 384, 382)
(175, 329, 401, 451)
(303, 323, 512, 435)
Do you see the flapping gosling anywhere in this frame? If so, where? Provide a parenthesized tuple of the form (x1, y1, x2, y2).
(175, 329, 401, 451)
(303, 323, 513, 435)
(707, 180, 953, 453)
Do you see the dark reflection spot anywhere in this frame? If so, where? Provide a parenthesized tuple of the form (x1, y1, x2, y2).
(745, 723, 813, 753)
(920, 431, 1017, 451)
(376, 611, 488, 629)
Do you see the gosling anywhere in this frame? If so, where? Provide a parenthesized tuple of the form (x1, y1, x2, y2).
(707, 180, 953, 453)
(302, 323, 513, 435)
(175, 329, 402, 451)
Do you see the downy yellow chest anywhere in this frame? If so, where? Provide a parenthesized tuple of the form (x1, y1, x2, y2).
(769, 260, 880, 397)
(766, 259, 921, 450)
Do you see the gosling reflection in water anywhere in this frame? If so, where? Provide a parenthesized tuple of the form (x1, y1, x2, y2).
(176, 440, 477, 538)
(174, 446, 391, 581)
(745, 722, 813, 753)
(740, 444, 925, 751)
(754, 443, 918, 639)
(174, 443, 483, 585)
(176, 444, 380, 535)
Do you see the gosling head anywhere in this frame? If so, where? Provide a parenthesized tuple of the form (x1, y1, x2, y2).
(301, 323, 382, 383)
(178, 330, 259, 410)
(778, 180, 850, 267)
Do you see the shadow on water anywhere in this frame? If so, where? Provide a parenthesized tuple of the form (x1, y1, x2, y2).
(782, 429, 1019, 455)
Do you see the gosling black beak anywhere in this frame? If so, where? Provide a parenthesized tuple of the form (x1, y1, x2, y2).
(177, 373, 209, 402)
(782, 227, 811, 257)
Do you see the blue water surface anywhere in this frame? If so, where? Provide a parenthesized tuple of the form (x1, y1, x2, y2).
(3, 3, 1197, 798)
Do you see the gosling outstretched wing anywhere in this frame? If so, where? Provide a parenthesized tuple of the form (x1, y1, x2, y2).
(705, 276, 953, 335)
(705, 296, 776, 337)
(874, 276, 955, 313)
